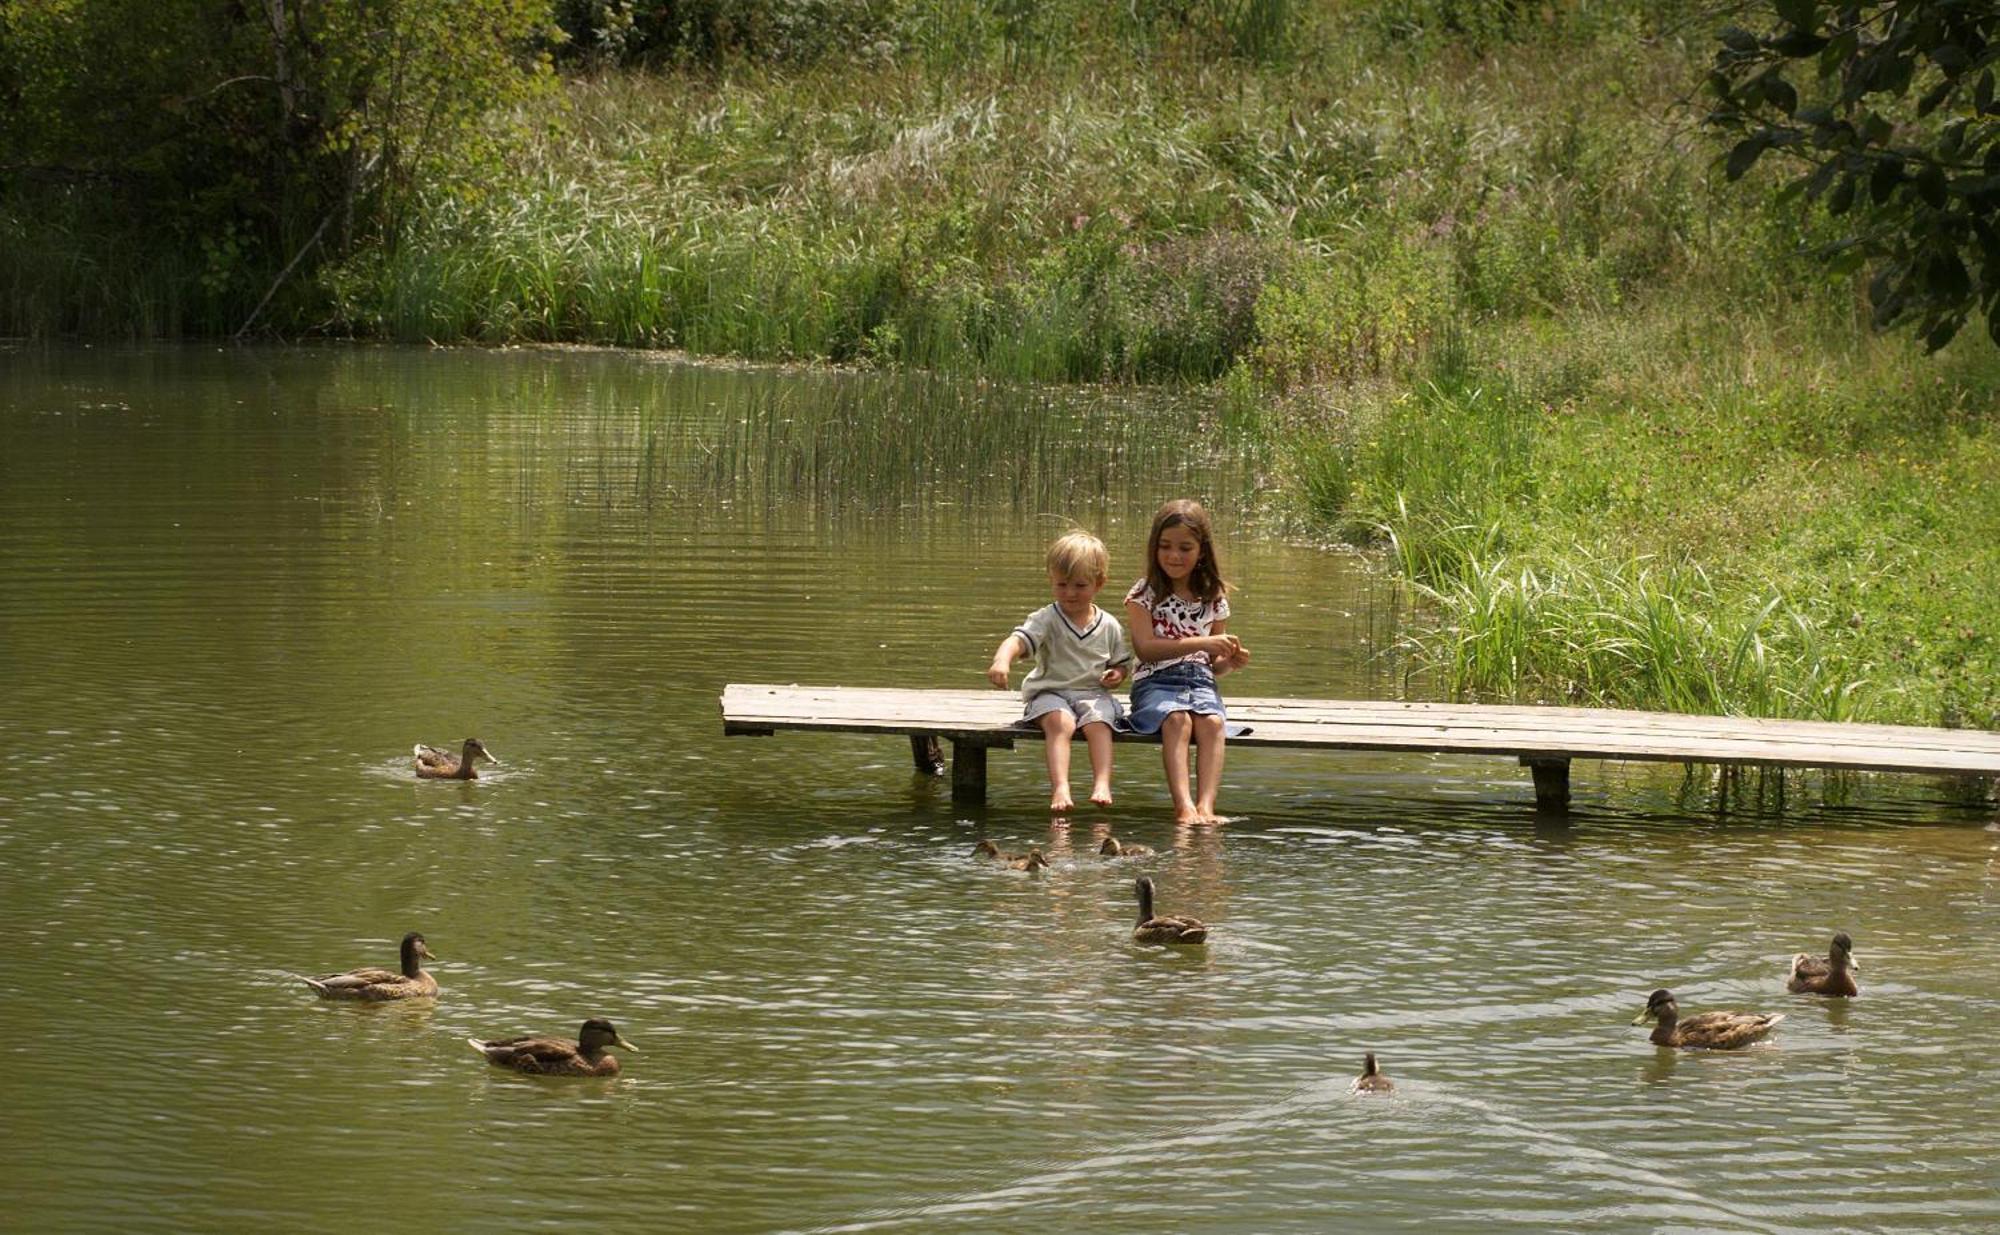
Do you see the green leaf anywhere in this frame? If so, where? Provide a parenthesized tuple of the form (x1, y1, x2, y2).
(1771, 31, 1829, 58)
(1923, 317, 1960, 351)
(1928, 251, 1971, 299)
(1828, 172, 1857, 214)
(1917, 76, 1953, 117)
(1916, 163, 1949, 209)
(1871, 155, 1904, 204)
(1978, 70, 1995, 115)
(1988, 305, 2000, 347)
(1726, 135, 1770, 181)
(1768, 77, 1799, 115)
(1720, 25, 1760, 53)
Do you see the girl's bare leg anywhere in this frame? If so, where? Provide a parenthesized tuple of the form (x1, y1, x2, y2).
(1192, 713, 1227, 821)
(1160, 711, 1198, 824)
(1037, 709, 1078, 812)
(1081, 721, 1116, 806)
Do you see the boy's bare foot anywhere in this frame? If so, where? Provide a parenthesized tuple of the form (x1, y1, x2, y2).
(1090, 786, 1114, 807)
(1173, 805, 1200, 826)
(1050, 789, 1076, 812)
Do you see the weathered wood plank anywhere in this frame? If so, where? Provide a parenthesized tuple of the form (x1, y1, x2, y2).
(719, 683, 2000, 778)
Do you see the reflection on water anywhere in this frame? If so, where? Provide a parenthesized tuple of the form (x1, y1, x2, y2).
(1, 344, 1998, 1232)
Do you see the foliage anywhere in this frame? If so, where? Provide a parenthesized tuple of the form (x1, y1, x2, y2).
(1705, 0, 2000, 350)
(0, 0, 555, 333)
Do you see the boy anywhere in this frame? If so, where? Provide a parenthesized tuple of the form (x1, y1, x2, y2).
(986, 530, 1135, 812)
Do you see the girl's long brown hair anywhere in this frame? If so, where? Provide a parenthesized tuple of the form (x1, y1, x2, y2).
(1141, 499, 1228, 605)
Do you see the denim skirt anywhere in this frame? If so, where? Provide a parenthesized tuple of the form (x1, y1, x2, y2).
(1125, 663, 1226, 736)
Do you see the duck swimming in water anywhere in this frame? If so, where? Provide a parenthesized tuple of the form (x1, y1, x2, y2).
(468, 1018, 637, 1077)
(1786, 932, 1859, 997)
(1350, 1053, 1394, 1094)
(974, 841, 1048, 871)
(1132, 876, 1207, 945)
(1099, 837, 1154, 857)
(414, 738, 499, 780)
(1633, 988, 1783, 1049)
(301, 931, 439, 1001)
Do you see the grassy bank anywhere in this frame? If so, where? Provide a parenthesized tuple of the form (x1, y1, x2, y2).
(7, 2, 1996, 726)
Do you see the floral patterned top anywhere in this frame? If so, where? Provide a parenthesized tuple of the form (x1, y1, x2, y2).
(1125, 580, 1230, 682)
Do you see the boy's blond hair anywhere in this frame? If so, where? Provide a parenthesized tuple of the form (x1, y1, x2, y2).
(1046, 529, 1109, 581)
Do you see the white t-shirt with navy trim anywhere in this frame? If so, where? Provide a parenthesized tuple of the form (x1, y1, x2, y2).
(1010, 604, 1135, 697)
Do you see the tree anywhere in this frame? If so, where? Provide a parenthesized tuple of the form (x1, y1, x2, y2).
(1, 0, 556, 332)
(1704, 0, 2000, 350)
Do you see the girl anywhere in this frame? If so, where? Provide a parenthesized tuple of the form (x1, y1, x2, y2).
(1123, 499, 1250, 824)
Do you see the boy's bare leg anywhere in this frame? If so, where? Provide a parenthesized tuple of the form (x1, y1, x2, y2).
(1160, 711, 1198, 825)
(1192, 714, 1227, 822)
(1080, 720, 1115, 806)
(1037, 708, 1078, 812)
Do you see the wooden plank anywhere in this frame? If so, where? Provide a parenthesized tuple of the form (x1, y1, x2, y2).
(717, 684, 2000, 777)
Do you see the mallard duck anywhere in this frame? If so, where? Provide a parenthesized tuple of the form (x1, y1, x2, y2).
(468, 1018, 636, 1077)
(1099, 837, 1154, 857)
(414, 738, 499, 780)
(1132, 876, 1207, 945)
(1787, 931, 1859, 997)
(301, 931, 438, 1001)
(974, 841, 1048, 871)
(1633, 988, 1784, 1049)
(1350, 1053, 1394, 1094)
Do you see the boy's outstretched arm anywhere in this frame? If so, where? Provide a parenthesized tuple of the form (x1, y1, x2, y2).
(987, 633, 1028, 688)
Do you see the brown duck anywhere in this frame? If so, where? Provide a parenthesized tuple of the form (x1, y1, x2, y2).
(1633, 988, 1784, 1049)
(301, 931, 439, 1001)
(1786, 932, 1859, 997)
(974, 840, 1049, 871)
(1099, 837, 1154, 857)
(414, 738, 499, 780)
(468, 1018, 637, 1077)
(1350, 1053, 1394, 1094)
(1132, 876, 1207, 945)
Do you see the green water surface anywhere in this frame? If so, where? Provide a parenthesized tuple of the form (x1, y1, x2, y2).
(0, 344, 1995, 1233)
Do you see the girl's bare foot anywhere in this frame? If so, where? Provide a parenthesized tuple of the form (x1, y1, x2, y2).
(1050, 789, 1076, 812)
(1090, 785, 1114, 807)
(1173, 805, 1200, 826)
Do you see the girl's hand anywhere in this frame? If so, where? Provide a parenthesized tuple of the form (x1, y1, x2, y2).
(985, 663, 1011, 689)
(1100, 665, 1128, 688)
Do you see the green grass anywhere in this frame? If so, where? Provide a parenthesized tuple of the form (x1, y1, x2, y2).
(8, 0, 1998, 726)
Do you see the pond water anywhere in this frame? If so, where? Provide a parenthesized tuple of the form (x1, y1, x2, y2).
(1, 344, 1996, 1233)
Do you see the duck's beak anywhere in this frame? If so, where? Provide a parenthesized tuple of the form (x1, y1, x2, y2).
(483, 749, 502, 765)
(1848, 954, 1860, 971)
(418, 943, 438, 960)
(616, 1036, 638, 1051)
(1631, 1009, 1655, 1025)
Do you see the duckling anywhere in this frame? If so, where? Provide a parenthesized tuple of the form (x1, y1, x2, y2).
(1633, 988, 1784, 1049)
(1787, 931, 1859, 997)
(1099, 837, 1154, 858)
(301, 931, 438, 1001)
(467, 1018, 636, 1077)
(414, 738, 499, 780)
(974, 841, 1048, 871)
(1350, 1053, 1394, 1094)
(1132, 876, 1207, 945)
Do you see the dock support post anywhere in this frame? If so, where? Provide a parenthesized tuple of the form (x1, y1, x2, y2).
(910, 734, 946, 777)
(1522, 757, 1571, 813)
(950, 740, 988, 803)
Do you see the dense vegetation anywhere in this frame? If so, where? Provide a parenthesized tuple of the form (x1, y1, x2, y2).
(4, 0, 1996, 727)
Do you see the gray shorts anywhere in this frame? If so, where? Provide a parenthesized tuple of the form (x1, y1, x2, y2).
(1022, 687, 1125, 730)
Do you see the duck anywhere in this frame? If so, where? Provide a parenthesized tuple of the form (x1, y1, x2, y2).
(1132, 876, 1207, 945)
(301, 931, 438, 1001)
(1099, 837, 1154, 857)
(1787, 931, 1859, 997)
(1633, 988, 1784, 1049)
(468, 1018, 637, 1077)
(414, 738, 499, 780)
(974, 841, 1049, 871)
(1350, 1053, 1394, 1094)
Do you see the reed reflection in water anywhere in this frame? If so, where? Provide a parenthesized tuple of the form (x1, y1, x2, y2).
(0, 344, 1996, 1233)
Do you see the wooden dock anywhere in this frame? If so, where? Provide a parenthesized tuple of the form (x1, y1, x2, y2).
(720, 683, 2000, 810)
